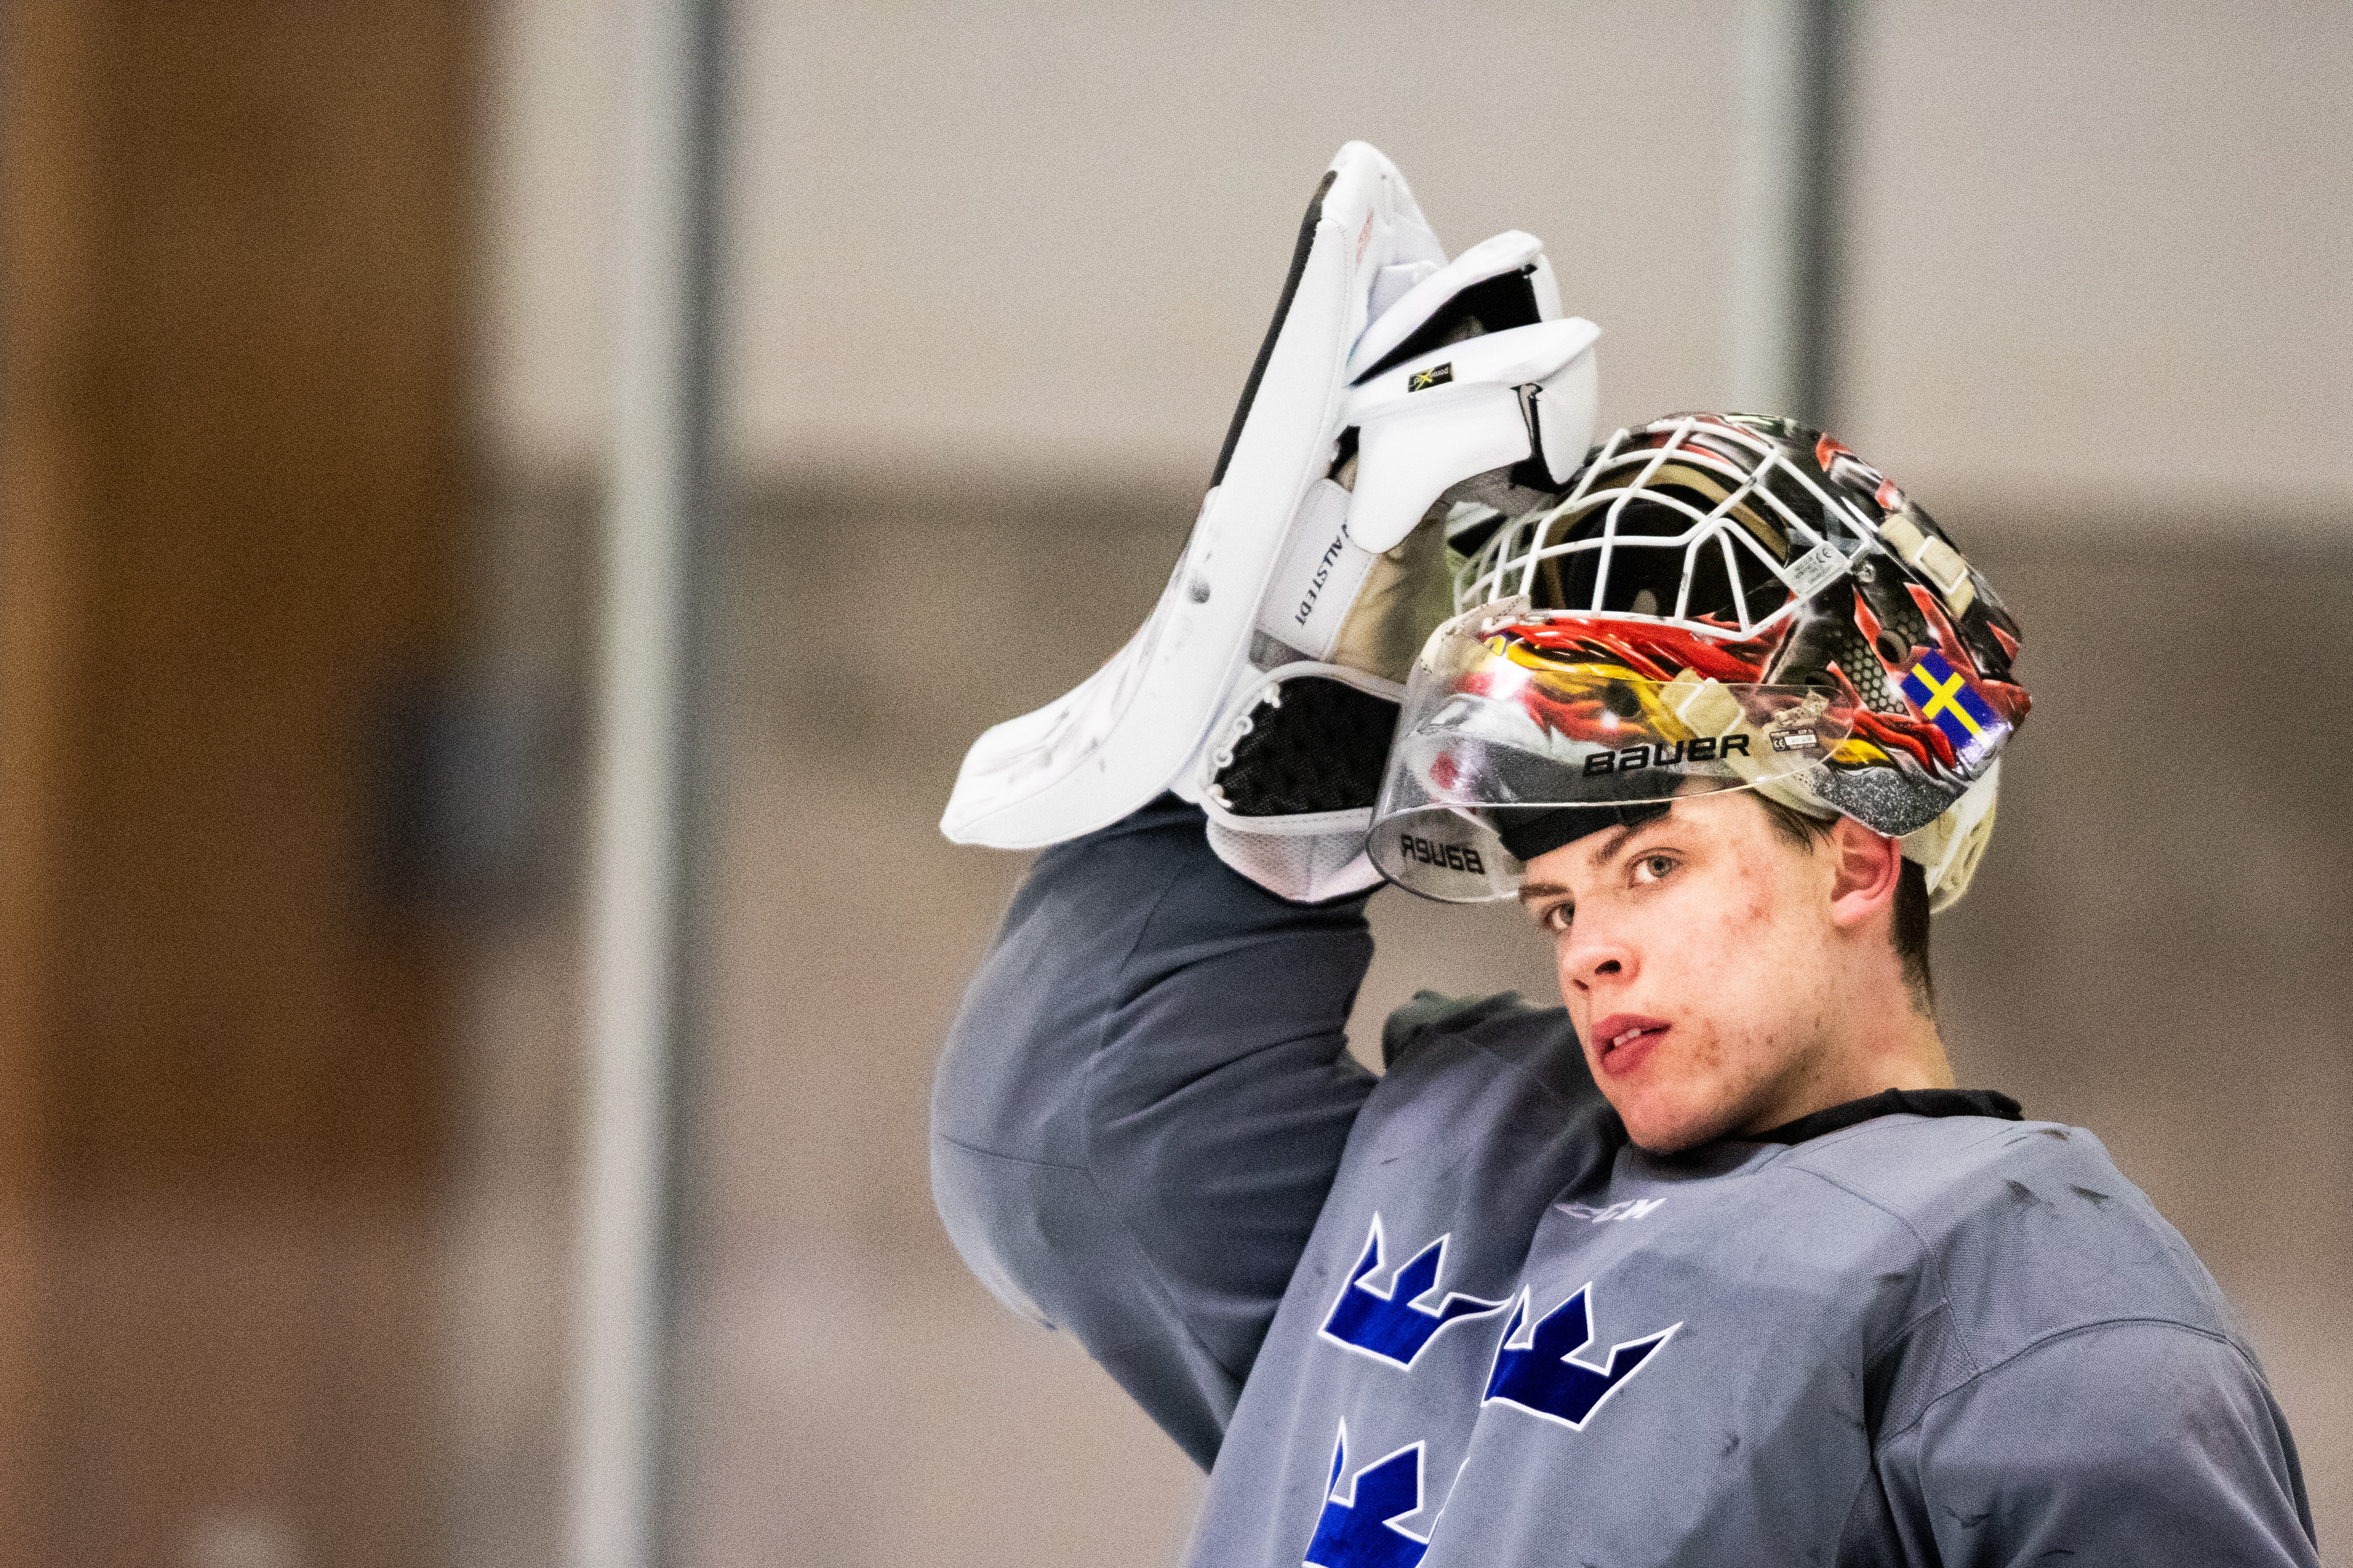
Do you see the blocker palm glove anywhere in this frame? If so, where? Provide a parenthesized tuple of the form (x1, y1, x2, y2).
(940, 141, 1601, 900)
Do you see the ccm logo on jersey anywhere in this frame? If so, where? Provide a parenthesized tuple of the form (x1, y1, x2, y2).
(1559, 1197, 1666, 1225)
(1398, 834, 1486, 873)
(1582, 735, 1750, 776)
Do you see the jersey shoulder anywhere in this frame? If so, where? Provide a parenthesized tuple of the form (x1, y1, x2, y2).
(1380, 988, 1550, 1066)
(1369, 988, 1610, 1131)
(1380, 989, 1596, 1093)
(1780, 1114, 2245, 1361)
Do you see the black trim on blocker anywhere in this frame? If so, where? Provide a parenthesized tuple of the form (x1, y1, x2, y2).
(1211, 171, 1336, 488)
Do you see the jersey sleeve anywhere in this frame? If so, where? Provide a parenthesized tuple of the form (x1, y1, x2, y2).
(929, 795, 1381, 1468)
(1876, 1319, 2318, 1566)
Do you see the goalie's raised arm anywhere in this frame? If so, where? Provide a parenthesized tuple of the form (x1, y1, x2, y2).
(930, 796, 1381, 1466)
(930, 140, 1598, 1463)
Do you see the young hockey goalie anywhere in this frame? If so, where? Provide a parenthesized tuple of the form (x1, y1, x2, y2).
(932, 143, 2315, 1567)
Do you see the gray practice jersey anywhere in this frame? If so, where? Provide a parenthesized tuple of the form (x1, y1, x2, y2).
(932, 799, 2316, 1566)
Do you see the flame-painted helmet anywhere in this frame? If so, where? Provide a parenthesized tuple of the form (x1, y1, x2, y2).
(1367, 413, 2028, 906)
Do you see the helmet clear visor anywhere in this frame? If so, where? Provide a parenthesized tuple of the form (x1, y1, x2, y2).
(1368, 611, 1862, 900)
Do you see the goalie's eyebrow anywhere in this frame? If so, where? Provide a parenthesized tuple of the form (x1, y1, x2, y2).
(1514, 821, 1646, 906)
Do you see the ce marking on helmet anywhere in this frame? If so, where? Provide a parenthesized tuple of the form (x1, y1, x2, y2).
(1581, 735, 1750, 777)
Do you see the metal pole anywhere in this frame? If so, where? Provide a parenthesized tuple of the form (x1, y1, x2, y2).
(1728, 0, 1851, 430)
(572, 1, 723, 1565)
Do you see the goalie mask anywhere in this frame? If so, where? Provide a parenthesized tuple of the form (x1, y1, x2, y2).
(1369, 413, 2029, 908)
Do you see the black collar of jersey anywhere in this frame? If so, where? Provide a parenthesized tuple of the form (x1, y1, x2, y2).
(1748, 1087, 2023, 1146)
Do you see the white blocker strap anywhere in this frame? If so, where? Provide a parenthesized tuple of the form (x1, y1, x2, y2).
(1341, 317, 1602, 553)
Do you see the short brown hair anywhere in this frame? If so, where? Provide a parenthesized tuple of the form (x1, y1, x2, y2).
(1751, 794, 1934, 1011)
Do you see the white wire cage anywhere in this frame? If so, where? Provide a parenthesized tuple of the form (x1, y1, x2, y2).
(1451, 415, 1883, 639)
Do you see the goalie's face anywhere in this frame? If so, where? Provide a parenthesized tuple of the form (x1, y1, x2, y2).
(1517, 790, 1890, 1153)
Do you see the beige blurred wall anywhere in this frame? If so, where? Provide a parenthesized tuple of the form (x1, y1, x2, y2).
(1841, 3, 2353, 515)
(484, 0, 2352, 508)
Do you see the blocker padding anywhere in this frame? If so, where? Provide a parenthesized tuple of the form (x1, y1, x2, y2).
(1212, 677, 1400, 816)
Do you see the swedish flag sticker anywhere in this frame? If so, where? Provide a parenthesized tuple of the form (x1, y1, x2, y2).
(1901, 651, 2006, 760)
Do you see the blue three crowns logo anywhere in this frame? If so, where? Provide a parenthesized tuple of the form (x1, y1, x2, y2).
(1305, 1426, 1430, 1568)
(1319, 1216, 1508, 1368)
(1483, 1282, 1681, 1429)
(1307, 1216, 1681, 1566)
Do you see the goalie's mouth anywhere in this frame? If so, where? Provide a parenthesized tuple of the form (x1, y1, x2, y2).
(1588, 1013, 1671, 1076)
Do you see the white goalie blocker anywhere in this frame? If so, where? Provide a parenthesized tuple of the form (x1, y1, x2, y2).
(940, 142, 1602, 898)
